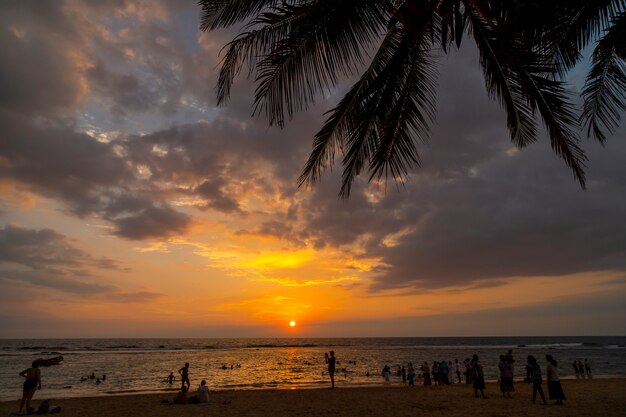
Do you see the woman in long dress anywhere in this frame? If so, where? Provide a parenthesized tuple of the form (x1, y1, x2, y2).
(545, 354, 566, 405)
(471, 354, 487, 398)
(498, 354, 513, 398)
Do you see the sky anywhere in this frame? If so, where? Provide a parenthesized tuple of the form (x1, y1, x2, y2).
(1, 0, 625, 338)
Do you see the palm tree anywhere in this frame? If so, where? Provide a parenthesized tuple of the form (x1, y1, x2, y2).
(199, 0, 626, 196)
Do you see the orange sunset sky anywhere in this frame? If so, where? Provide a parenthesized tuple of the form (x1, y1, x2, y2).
(1, 0, 626, 338)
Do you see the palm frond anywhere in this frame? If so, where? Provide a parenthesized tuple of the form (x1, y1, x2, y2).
(522, 73, 588, 187)
(216, 6, 311, 105)
(438, 0, 466, 52)
(339, 14, 439, 197)
(468, 3, 587, 186)
(298, 2, 439, 196)
(582, 11, 626, 143)
(297, 28, 412, 195)
(368, 40, 437, 184)
(525, 0, 625, 76)
(252, 0, 391, 127)
(198, 0, 281, 31)
(468, 8, 537, 148)
(200, 1, 623, 195)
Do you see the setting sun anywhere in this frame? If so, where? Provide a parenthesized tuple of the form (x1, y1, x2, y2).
(289, 321, 296, 327)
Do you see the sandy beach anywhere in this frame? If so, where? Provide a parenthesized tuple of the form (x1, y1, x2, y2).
(1, 379, 623, 417)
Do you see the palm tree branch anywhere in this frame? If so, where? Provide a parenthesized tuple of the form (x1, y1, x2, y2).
(216, 6, 312, 104)
(516, 66, 588, 186)
(297, 25, 409, 189)
(339, 24, 439, 197)
(198, 0, 282, 31)
(468, 9, 537, 148)
(368, 39, 437, 183)
(252, 0, 391, 127)
(582, 11, 626, 143)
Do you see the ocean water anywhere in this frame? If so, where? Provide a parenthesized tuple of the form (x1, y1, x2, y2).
(0, 336, 624, 400)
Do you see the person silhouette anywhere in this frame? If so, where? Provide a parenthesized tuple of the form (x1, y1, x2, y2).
(178, 362, 190, 390)
(19, 361, 41, 414)
(325, 351, 336, 388)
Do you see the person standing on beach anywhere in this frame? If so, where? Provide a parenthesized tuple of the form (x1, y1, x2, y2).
(471, 354, 487, 399)
(382, 365, 391, 382)
(401, 365, 406, 384)
(325, 351, 336, 388)
(585, 359, 591, 379)
(432, 361, 439, 385)
(178, 362, 190, 391)
(464, 358, 472, 384)
(421, 362, 431, 386)
(498, 355, 513, 398)
(19, 361, 41, 414)
(546, 354, 566, 405)
(526, 355, 547, 405)
(439, 360, 450, 385)
(455, 359, 462, 383)
(573, 360, 580, 379)
(448, 361, 455, 385)
(578, 360, 585, 379)
(505, 349, 515, 391)
(407, 363, 415, 386)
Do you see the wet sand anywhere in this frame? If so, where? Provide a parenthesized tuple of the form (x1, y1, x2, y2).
(1, 379, 623, 416)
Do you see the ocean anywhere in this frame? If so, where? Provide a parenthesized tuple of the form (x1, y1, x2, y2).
(1, 336, 624, 401)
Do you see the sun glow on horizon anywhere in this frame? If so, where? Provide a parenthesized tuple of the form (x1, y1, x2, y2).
(289, 320, 296, 327)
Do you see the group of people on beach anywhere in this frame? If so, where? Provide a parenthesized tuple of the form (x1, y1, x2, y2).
(161, 349, 573, 408)
(323, 349, 569, 406)
(17, 348, 580, 412)
(161, 362, 210, 405)
(573, 359, 592, 379)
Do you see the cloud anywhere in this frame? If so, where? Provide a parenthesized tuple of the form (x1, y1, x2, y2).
(86, 60, 161, 116)
(0, 224, 123, 271)
(0, 1, 88, 116)
(114, 290, 163, 303)
(109, 203, 192, 239)
(0, 224, 122, 295)
(193, 178, 241, 213)
(0, 110, 129, 216)
(2, 0, 626, 299)
(302, 288, 626, 337)
(0, 224, 165, 302)
(288, 44, 626, 291)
